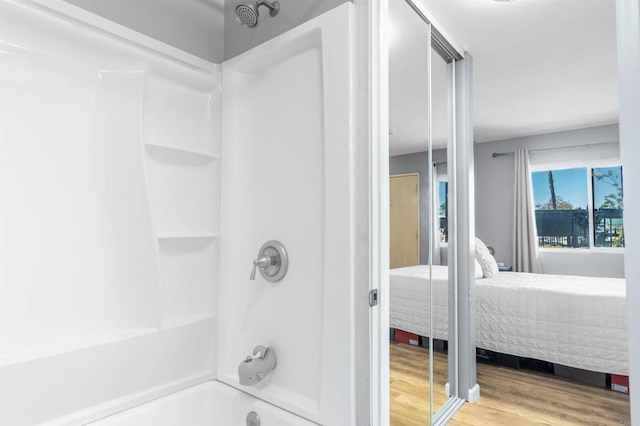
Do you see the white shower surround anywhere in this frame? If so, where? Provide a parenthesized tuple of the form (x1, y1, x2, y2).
(219, 3, 355, 424)
(0, 0, 220, 424)
(0, 0, 358, 425)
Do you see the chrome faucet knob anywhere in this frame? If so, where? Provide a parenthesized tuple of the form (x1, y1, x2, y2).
(250, 255, 271, 280)
(249, 241, 288, 282)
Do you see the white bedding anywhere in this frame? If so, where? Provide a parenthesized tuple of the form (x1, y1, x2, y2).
(390, 265, 628, 375)
(389, 265, 450, 342)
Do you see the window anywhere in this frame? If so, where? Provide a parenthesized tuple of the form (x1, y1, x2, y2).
(593, 167, 624, 247)
(531, 166, 624, 249)
(438, 180, 448, 243)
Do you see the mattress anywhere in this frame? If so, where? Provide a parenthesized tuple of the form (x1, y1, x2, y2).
(390, 265, 629, 375)
(389, 265, 450, 341)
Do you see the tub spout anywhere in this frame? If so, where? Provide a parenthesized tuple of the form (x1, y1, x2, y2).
(238, 345, 277, 386)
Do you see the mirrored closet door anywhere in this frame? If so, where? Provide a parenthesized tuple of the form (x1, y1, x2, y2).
(388, 0, 476, 423)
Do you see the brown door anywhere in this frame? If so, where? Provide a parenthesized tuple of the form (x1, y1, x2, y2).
(390, 173, 420, 269)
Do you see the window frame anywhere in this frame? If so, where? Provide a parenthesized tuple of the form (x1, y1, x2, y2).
(530, 160, 624, 252)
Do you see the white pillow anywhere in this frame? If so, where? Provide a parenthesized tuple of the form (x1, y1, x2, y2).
(475, 238, 499, 278)
(474, 259, 484, 279)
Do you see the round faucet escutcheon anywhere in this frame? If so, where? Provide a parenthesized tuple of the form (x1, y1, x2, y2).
(249, 240, 288, 282)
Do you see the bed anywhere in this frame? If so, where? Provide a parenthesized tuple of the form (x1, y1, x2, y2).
(390, 265, 628, 375)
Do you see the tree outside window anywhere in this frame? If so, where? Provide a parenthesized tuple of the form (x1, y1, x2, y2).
(533, 168, 589, 248)
(593, 167, 624, 247)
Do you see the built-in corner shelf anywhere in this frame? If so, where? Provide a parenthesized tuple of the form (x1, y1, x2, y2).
(144, 142, 219, 238)
(142, 133, 219, 327)
(144, 142, 219, 161)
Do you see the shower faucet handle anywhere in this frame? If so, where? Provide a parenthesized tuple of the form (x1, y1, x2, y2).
(249, 241, 289, 282)
(250, 256, 271, 280)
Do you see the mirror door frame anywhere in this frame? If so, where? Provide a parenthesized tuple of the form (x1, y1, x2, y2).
(359, 0, 479, 423)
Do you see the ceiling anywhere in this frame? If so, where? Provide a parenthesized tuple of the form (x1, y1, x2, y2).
(389, 0, 619, 156)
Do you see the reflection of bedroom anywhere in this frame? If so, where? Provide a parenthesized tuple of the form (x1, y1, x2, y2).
(388, 0, 630, 424)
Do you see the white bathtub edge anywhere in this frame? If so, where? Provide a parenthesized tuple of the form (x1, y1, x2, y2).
(43, 372, 216, 426)
(87, 380, 322, 426)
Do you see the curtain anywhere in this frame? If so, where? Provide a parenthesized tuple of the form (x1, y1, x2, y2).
(513, 148, 541, 273)
(431, 164, 441, 265)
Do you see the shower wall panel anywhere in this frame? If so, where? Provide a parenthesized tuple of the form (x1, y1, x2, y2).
(0, 1, 220, 424)
(219, 4, 355, 425)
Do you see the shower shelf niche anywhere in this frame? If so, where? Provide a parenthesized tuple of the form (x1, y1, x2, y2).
(144, 144, 219, 239)
(144, 142, 220, 327)
(142, 73, 220, 158)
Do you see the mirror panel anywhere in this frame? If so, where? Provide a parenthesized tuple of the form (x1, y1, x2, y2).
(389, 0, 457, 422)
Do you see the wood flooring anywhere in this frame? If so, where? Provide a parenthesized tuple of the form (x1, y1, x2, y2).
(389, 342, 631, 426)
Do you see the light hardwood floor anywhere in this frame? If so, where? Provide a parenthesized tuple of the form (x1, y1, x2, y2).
(390, 342, 631, 426)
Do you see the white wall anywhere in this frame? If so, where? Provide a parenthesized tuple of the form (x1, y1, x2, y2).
(63, 0, 224, 62)
(616, 0, 640, 422)
(474, 124, 624, 277)
(224, 0, 349, 60)
(538, 250, 624, 278)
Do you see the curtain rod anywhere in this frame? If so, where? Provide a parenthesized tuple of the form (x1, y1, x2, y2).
(492, 141, 618, 158)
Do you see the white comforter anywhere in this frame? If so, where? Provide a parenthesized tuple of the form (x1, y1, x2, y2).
(389, 265, 450, 342)
(389, 265, 628, 375)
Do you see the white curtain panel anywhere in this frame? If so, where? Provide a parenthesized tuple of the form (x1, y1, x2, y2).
(431, 164, 441, 265)
(513, 148, 542, 273)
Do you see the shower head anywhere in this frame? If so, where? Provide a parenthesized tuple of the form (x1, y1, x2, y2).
(236, 3, 259, 27)
(236, 1, 280, 28)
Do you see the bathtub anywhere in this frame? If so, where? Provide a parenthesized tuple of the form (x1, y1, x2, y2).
(90, 381, 316, 426)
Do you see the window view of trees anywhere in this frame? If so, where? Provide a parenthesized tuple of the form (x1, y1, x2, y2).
(439, 181, 448, 243)
(533, 168, 589, 248)
(531, 166, 624, 249)
(593, 167, 624, 247)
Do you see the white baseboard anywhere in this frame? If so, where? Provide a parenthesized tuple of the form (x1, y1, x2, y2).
(468, 383, 481, 403)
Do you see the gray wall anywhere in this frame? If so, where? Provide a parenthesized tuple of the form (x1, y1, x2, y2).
(62, 0, 349, 62)
(224, 0, 349, 60)
(475, 124, 624, 278)
(63, 0, 225, 63)
(389, 149, 447, 265)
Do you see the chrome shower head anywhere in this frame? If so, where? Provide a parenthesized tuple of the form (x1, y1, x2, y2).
(236, 1, 280, 28)
(236, 3, 259, 27)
